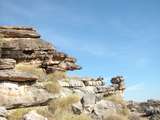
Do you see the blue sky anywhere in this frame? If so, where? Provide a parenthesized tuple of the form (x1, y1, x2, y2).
(0, 0, 160, 101)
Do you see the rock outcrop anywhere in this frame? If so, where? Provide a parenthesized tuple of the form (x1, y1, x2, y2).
(0, 26, 147, 120)
(127, 100, 160, 120)
(0, 58, 54, 109)
(59, 76, 125, 98)
(0, 26, 81, 73)
(58, 76, 126, 120)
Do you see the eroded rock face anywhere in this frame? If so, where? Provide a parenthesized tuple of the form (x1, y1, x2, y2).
(0, 26, 81, 73)
(92, 100, 122, 120)
(58, 76, 126, 120)
(0, 70, 38, 82)
(0, 82, 54, 109)
(0, 59, 16, 70)
(60, 76, 126, 98)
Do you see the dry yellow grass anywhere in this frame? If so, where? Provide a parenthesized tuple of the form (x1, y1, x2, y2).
(44, 81, 61, 94)
(48, 94, 86, 120)
(15, 63, 46, 81)
(49, 94, 80, 113)
(8, 107, 53, 120)
(47, 71, 66, 81)
(53, 111, 91, 120)
(8, 108, 32, 120)
(104, 95, 126, 106)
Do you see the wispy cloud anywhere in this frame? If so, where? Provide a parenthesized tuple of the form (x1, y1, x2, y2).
(127, 82, 144, 92)
(51, 34, 116, 57)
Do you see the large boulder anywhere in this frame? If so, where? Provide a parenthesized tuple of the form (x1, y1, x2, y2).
(81, 93, 96, 113)
(0, 82, 54, 109)
(0, 70, 38, 82)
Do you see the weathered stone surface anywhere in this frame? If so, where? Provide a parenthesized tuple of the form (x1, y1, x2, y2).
(0, 28, 40, 38)
(81, 93, 96, 113)
(59, 87, 73, 97)
(59, 80, 84, 87)
(0, 82, 54, 109)
(111, 76, 124, 84)
(83, 80, 104, 86)
(92, 100, 122, 120)
(79, 86, 98, 94)
(58, 61, 81, 71)
(72, 101, 83, 115)
(0, 59, 16, 70)
(0, 107, 7, 117)
(0, 26, 81, 73)
(1, 38, 53, 50)
(110, 76, 125, 96)
(23, 111, 48, 120)
(0, 70, 38, 82)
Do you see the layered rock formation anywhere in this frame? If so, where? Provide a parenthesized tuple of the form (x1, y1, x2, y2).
(59, 76, 125, 98)
(58, 76, 126, 120)
(0, 58, 54, 109)
(0, 26, 81, 73)
(0, 26, 147, 120)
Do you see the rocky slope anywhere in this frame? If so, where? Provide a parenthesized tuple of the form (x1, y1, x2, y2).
(0, 26, 158, 120)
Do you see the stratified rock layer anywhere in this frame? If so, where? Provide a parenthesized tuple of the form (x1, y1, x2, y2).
(0, 26, 81, 73)
(0, 82, 54, 109)
(0, 70, 38, 82)
(0, 59, 16, 70)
